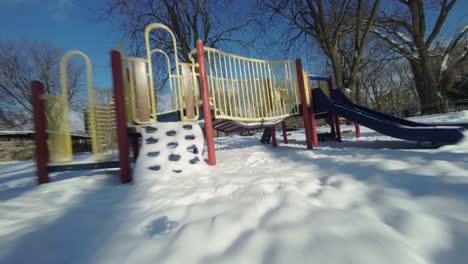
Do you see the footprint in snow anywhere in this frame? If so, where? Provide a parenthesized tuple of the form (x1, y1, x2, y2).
(144, 216, 179, 237)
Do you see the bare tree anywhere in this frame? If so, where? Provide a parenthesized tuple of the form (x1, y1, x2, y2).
(337, 35, 397, 105)
(360, 47, 393, 110)
(438, 31, 468, 100)
(357, 37, 413, 111)
(259, 0, 381, 104)
(363, 58, 418, 114)
(373, 0, 468, 114)
(103, 0, 253, 62)
(0, 41, 84, 130)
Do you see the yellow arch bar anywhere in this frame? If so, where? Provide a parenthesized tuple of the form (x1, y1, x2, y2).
(149, 48, 177, 110)
(60, 50, 97, 159)
(145, 23, 183, 121)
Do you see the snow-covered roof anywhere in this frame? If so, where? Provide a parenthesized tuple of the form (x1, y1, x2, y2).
(0, 131, 33, 135)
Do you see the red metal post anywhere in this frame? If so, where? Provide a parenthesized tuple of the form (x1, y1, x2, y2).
(271, 126, 278, 147)
(111, 50, 132, 183)
(355, 123, 361, 138)
(296, 59, 313, 149)
(327, 77, 342, 142)
(281, 121, 288, 144)
(307, 78, 319, 147)
(32, 81, 49, 184)
(196, 40, 216, 165)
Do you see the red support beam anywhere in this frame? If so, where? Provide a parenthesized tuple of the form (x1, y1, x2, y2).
(111, 50, 132, 183)
(307, 78, 319, 147)
(333, 116, 343, 142)
(281, 121, 288, 144)
(196, 40, 216, 165)
(32, 81, 49, 184)
(271, 126, 278, 148)
(296, 59, 314, 149)
(327, 77, 342, 142)
(355, 123, 361, 138)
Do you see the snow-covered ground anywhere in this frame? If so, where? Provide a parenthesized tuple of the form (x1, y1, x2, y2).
(1, 111, 468, 264)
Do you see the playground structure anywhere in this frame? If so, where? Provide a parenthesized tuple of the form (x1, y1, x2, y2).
(32, 23, 319, 184)
(32, 22, 466, 185)
(118, 24, 320, 163)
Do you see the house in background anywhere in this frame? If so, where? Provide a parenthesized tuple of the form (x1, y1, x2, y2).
(0, 131, 91, 161)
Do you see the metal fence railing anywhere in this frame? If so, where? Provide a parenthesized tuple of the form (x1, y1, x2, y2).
(386, 98, 468, 118)
(190, 47, 301, 122)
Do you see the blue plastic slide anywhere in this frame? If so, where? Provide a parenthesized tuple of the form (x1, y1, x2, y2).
(313, 88, 465, 144)
(330, 88, 468, 129)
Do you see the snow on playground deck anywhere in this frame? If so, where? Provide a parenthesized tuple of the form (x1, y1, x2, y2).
(1, 112, 468, 264)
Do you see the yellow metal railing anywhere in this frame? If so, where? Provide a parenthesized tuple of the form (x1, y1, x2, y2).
(303, 72, 311, 107)
(145, 24, 178, 120)
(92, 89, 117, 161)
(44, 95, 73, 163)
(189, 47, 301, 122)
(47, 50, 115, 163)
(315, 80, 330, 97)
(178, 62, 200, 121)
(122, 23, 200, 124)
(122, 23, 301, 125)
(60, 51, 97, 158)
(122, 56, 153, 124)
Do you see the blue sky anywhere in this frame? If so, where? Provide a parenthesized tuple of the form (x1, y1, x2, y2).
(0, 0, 119, 89)
(0, 0, 467, 89)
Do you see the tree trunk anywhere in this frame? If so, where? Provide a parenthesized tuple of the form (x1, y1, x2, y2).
(329, 47, 346, 91)
(410, 61, 441, 115)
(353, 73, 362, 105)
